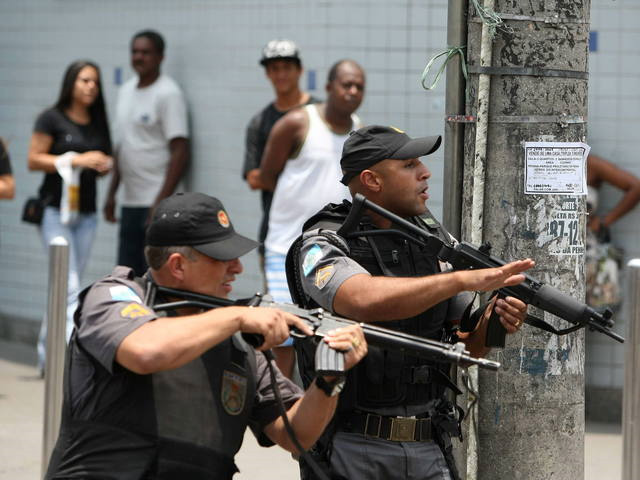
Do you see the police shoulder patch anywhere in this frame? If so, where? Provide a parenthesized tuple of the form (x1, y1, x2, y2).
(120, 303, 152, 319)
(302, 244, 323, 276)
(110, 285, 142, 303)
(315, 265, 335, 290)
(221, 370, 247, 415)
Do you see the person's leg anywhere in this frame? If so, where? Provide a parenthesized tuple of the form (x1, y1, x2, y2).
(264, 249, 293, 302)
(264, 249, 295, 378)
(71, 212, 97, 277)
(118, 207, 149, 276)
(328, 432, 452, 480)
(67, 213, 97, 341)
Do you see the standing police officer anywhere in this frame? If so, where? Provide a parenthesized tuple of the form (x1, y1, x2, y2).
(289, 126, 534, 480)
(44, 192, 367, 479)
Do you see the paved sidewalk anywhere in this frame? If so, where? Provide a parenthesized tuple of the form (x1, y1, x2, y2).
(0, 340, 622, 480)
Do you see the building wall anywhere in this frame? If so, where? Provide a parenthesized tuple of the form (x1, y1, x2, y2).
(2, 1, 636, 419)
(0, 0, 449, 329)
(585, 0, 640, 420)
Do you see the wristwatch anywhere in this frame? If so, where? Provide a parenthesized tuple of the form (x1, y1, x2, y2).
(315, 375, 346, 397)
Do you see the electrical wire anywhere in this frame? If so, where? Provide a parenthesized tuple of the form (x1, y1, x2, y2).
(421, 45, 468, 92)
(470, 0, 513, 37)
(264, 351, 331, 480)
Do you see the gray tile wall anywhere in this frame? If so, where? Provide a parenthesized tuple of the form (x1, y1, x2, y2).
(586, 0, 640, 390)
(0, 0, 448, 322)
(3, 0, 634, 396)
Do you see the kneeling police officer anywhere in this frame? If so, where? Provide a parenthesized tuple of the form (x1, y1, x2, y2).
(44, 192, 367, 479)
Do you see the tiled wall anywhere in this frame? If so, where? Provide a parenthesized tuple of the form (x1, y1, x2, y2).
(586, 0, 640, 391)
(0, 0, 449, 323)
(3, 1, 633, 396)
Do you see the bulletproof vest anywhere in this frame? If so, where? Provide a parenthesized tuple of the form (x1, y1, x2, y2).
(45, 276, 257, 480)
(289, 201, 457, 413)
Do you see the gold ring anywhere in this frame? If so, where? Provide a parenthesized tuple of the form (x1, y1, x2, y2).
(351, 337, 361, 348)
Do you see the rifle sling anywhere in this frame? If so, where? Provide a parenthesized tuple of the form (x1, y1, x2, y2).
(524, 314, 584, 336)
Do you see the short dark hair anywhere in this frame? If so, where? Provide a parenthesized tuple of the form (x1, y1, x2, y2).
(144, 245, 197, 270)
(327, 59, 363, 83)
(132, 30, 165, 55)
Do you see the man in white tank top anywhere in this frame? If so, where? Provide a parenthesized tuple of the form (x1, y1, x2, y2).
(251, 60, 366, 378)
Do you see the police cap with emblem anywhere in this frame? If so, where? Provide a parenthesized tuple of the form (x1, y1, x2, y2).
(340, 125, 441, 185)
(146, 192, 258, 261)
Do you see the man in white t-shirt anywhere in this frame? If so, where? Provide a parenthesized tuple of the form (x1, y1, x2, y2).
(104, 29, 190, 276)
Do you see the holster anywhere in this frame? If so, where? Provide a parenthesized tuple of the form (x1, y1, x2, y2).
(431, 400, 465, 480)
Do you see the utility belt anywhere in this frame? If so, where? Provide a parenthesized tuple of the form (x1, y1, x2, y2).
(336, 411, 434, 442)
(336, 397, 464, 442)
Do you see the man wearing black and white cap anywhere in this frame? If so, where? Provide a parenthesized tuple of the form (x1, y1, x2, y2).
(243, 39, 319, 261)
(243, 39, 321, 378)
(288, 126, 534, 480)
(44, 192, 367, 479)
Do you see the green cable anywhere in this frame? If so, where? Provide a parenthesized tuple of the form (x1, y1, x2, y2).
(470, 0, 512, 38)
(420, 45, 468, 92)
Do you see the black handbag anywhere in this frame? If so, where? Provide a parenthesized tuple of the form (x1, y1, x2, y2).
(21, 196, 46, 225)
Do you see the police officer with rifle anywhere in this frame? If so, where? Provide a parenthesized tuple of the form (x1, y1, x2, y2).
(44, 192, 369, 480)
(287, 125, 535, 480)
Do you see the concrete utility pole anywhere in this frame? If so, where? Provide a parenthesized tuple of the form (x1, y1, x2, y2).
(456, 1, 590, 478)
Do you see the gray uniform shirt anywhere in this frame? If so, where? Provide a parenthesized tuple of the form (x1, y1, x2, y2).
(298, 228, 473, 323)
(72, 266, 303, 445)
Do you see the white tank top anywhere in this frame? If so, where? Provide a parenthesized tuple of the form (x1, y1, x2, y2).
(265, 104, 361, 254)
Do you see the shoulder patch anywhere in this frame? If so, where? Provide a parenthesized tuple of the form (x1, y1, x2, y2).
(221, 370, 247, 415)
(302, 244, 323, 276)
(120, 303, 152, 319)
(315, 265, 335, 290)
(110, 285, 142, 303)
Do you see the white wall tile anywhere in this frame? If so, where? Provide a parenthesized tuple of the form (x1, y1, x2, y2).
(0, 0, 449, 321)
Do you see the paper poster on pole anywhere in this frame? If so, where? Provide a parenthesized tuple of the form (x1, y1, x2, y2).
(524, 142, 590, 195)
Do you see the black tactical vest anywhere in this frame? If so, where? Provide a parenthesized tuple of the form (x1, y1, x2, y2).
(45, 274, 257, 480)
(289, 201, 458, 414)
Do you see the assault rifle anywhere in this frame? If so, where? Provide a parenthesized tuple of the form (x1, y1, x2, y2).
(144, 283, 501, 373)
(337, 193, 625, 347)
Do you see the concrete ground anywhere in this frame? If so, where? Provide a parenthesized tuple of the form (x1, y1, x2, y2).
(0, 339, 622, 480)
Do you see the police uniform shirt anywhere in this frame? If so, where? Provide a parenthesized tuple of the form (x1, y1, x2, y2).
(298, 228, 473, 324)
(57, 266, 303, 476)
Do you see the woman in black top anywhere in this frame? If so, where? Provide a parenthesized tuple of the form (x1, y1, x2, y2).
(28, 60, 113, 373)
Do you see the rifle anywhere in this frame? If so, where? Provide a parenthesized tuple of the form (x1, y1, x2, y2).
(144, 283, 501, 373)
(336, 193, 625, 347)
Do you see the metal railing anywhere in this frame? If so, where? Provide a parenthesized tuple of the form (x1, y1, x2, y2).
(623, 259, 640, 479)
(41, 237, 69, 477)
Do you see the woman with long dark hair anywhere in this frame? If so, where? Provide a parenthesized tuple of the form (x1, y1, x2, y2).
(28, 60, 113, 373)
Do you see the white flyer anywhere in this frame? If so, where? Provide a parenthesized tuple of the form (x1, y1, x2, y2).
(524, 142, 590, 195)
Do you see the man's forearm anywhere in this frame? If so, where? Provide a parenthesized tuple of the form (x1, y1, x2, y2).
(0, 175, 15, 199)
(334, 272, 465, 322)
(333, 259, 532, 323)
(267, 381, 338, 453)
(154, 138, 190, 205)
(257, 168, 277, 191)
(106, 159, 121, 198)
(116, 306, 245, 375)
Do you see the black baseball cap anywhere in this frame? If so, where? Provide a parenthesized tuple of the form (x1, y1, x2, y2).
(260, 39, 301, 66)
(340, 125, 441, 185)
(146, 193, 258, 261)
